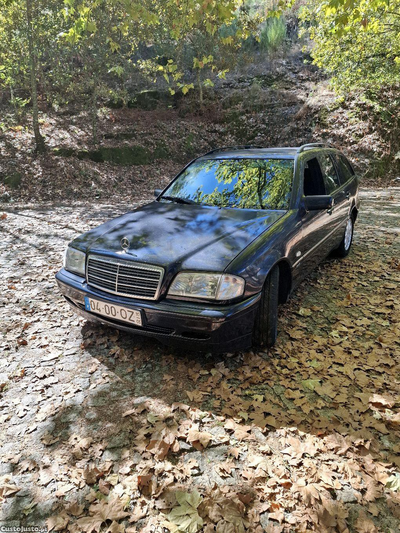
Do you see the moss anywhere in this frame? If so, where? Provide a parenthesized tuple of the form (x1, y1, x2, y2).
(222, 92, 243, 109)
(3, 171, 22, 189)
(223, 110, 257, 143)
(153, 141, 170, 160)
(53, 148, 75, 157)
(103, 131, 136, 140)
(90, 146, 151, 165)
(366, 155, 400, 179)
(318, 107, 330, 126)
(106, 98, 125, 109)
(183, 132, 196, 158)
(253, 74, 287, 89)
(128, 89, 175, 111)
(53, 144, 170, 166)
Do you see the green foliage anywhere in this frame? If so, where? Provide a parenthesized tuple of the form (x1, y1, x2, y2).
(10, 95, 30, 120)
(300, 0, 400, 92)
(260, 16, 287, 53)
(154, 0, 264, 103)
(0, 0, 293, 146)
(58, 0, 160, 142)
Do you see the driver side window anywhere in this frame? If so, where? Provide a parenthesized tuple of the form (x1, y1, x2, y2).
(303, 157, 326, 196)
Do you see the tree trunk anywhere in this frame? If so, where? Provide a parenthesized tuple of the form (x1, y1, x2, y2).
(197, 70, 203, 107)
(91, 84, 98, 145)
(26, 0, 46, 153)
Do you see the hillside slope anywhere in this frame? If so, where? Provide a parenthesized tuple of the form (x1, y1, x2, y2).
(0, 52, 398, 203)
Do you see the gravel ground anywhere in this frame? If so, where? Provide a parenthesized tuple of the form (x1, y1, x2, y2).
(0, 188, 399, 532)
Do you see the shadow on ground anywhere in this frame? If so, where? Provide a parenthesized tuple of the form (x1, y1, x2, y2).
(1, 189, 399, 531)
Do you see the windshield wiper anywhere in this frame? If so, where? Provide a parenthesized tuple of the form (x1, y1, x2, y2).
(160, 195, 197, 205)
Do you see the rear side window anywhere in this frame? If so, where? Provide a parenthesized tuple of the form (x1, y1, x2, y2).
(332, 153, 355, 184)
(319, 153, 341, 193)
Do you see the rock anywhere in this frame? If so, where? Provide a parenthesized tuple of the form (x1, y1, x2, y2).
(208, 425, 228, 439)
(0, 462, 13, 475)
(0, 520, 20, 528)
(183, 447, 235, 488)
(65, 392, 85, 406)
(178, 440, 192, 451)
(252, 427, 267, 443)
(0, 191, 11, 202)
(88, 395, 109, 407)
(25, 498, 58, 525)
(260, 512, 270, 529)
(106, 432, 129, 449)
(336, 488, 358, 503)
(60, 410, 79, 423)
(102, 449, 122, 462)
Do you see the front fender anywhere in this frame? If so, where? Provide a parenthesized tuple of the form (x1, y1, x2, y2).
(226, 211, 299, 297)
(241, 251, 286, 296)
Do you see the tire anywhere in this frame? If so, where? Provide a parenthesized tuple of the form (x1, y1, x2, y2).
(336, 215, 354, 258)
(252, 265, 279, 348)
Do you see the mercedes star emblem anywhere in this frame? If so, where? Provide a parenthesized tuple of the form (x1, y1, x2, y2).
(120, 237, 130, 251)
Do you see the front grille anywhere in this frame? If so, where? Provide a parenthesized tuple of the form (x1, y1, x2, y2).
(87, 255, 164, 300)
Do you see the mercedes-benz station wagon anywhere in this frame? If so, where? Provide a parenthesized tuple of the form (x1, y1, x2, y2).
(56, 143, 359, 351)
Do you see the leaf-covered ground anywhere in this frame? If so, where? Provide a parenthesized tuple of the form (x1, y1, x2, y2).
(0, 188, 399, 533)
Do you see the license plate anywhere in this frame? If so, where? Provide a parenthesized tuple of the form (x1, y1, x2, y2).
(84, 297, 142, 326)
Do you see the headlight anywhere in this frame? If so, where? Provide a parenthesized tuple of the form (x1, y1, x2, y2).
(168, 272, 245, 301)
(64, 247, 86, 277)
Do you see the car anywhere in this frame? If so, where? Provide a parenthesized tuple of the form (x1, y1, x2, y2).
(56, 143, 360, 352)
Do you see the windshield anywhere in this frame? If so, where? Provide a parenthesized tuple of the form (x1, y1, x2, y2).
(160, 158, 294, 209)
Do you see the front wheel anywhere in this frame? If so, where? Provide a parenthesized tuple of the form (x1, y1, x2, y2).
(252, 265, 279, 348)
(336, 216, 354, 258)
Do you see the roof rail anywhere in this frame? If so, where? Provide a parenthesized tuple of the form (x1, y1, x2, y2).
(201, 145, 264, 157)
(297, 142, 334, 153)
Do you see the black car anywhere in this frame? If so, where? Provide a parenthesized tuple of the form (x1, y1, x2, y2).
(56, 143, 360, 351)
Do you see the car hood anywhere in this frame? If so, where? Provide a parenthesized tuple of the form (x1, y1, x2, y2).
(71, 201, 284, 272)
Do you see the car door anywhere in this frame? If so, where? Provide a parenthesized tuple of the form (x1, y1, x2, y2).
(291, 155, 333, 284)
(331, 152, 357, 205)
(318, 152, 350, 252)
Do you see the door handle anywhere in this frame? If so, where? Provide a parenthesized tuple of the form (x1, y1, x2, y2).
(345, 192, 350, 199)
(327, 206, 334, 215)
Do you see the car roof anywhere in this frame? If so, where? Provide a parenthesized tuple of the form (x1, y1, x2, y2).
(198, 142, 341, 161)
(198, 147, 299, 160)
(197, 145, 340, 161)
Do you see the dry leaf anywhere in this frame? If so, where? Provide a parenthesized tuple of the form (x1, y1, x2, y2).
(0, 475, 21, 499)
(83, 466, 104, 485)
(187, 428, 212, 451)
(369, 394, 395, 408)
(47, 512, 69, 532)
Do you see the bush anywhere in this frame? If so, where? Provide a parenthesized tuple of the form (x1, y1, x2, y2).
(260, 17, 287, 54)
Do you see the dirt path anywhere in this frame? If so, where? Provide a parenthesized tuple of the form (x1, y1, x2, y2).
(0, 188, 399, 533)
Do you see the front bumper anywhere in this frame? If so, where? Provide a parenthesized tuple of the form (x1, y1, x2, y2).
(55, 268, 260, 352)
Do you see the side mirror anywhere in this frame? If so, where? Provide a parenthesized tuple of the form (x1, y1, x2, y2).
(154, 188, 163, 198)
(305, 195, 334, 211)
